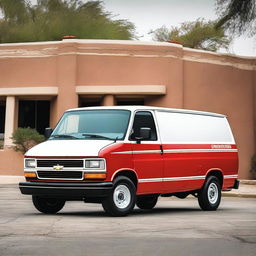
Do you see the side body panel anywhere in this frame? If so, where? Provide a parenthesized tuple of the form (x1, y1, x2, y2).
(155, 111, 239, 193)
(161, 144, 238, 192)
(100, 142, 238, 195)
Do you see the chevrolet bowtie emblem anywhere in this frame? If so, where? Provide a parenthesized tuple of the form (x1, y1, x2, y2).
(53, 165, 64, 170)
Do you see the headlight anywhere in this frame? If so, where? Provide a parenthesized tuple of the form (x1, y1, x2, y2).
(25, 159, 36, 168)
(85, 159, 105, 169)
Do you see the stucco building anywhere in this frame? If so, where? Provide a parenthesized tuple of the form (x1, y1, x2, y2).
(0, 39, 255, 178)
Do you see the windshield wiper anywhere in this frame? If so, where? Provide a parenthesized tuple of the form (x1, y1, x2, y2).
(51, 134, 78, 139)
(82, 133, 116, 141)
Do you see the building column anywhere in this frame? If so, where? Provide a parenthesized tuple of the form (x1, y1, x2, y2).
(4, 96, 15, 147)
(51, 42, 78, 126)
(102, 95, 115, 106)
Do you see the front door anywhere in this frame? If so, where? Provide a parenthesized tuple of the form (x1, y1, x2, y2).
(129, 111, 164, 194)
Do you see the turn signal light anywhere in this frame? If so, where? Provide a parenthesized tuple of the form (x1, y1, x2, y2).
(24, 172, 37, 178)
(84, 173, 106, 179)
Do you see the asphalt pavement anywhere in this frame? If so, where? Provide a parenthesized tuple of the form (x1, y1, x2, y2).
(0, 184, 255, 256)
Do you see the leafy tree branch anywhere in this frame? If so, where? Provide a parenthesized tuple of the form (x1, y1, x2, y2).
(0, 0, 136, 43)
(150, 19, 231, 52)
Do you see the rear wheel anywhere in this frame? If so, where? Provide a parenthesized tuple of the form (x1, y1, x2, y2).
(102, 176, 136, 217)
(136, 195, 158, 210)
(198, 176, 221, 211)
(32, 196, 65, 214)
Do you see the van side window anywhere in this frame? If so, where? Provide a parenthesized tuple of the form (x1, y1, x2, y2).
(130, 111, 157, 141)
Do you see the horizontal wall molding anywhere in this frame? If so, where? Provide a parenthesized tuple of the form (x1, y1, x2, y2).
(0, 87, 58, 96)
(0, 40, 254, 71)
(183, 55, 255, 71)
(76, 85, 166, 95)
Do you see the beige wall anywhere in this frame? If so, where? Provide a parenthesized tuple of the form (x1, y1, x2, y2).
(183, 60, 255, 179)
(0, 57, 56, 87)
(0, 149, 23, 175)
(0, 40, 255, 179)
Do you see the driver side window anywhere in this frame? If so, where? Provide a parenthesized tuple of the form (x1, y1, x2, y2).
(130, 111, 157, 141)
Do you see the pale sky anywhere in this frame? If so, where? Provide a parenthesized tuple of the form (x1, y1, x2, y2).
(102, 0, 256, 57)
(28, 0, 256, 57)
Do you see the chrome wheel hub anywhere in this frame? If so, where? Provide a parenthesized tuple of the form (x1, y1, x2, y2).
(208, 183, 218, 204)
(113, 184, 131, 209)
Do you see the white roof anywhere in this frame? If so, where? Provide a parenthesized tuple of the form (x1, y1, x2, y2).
(67, 105, 225, 118)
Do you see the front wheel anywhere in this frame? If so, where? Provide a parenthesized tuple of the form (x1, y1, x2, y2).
(198, 176, 221, 211)
(32, 196, 65, 214)
(102, 176, 136, 217)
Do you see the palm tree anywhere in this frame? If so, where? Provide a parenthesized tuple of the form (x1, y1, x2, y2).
(215, 0, 256, 36)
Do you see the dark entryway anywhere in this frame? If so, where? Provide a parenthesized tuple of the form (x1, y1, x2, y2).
(0, 101, 6, 134)
(18, 100, 50, 134)
(79, 97, 102, 107)
(116, 98, 144, 106)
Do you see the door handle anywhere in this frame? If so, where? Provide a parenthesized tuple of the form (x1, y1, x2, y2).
(160, 145, 164, 155)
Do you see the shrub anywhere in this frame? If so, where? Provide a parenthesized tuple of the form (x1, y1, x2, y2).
(12, 128, 45, 154)
(251, 154, 256, 179)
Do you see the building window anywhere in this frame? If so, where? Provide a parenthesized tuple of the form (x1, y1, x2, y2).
(18, 100, 50, 134)
(79, 97, 102, 107)
(116, 98, 144, 106)
(0, 100, 5, 147)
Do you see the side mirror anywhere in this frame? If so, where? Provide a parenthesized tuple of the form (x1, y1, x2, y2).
(135, 127, 151, 144)
(45, 128, 53, 139)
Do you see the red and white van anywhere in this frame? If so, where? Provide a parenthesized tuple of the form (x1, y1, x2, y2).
(19, 106, 239, 216)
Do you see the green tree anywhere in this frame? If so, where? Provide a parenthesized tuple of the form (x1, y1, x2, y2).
(151, 19, 231, 52)
(215, 0, 256, 36)
(0, 0, 28, 23)
(0, 0, 135, 43)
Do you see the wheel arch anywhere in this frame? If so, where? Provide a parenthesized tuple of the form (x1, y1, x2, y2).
(111, 169, 138, 188)
(205, 168, 224, 188)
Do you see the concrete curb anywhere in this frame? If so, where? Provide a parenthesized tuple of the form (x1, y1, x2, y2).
(222, 192, 256, 198)
(0, 175, 25, 184)
(240, 179, 256, 185)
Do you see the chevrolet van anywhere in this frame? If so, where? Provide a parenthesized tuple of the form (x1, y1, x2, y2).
(19, 106, 239, 216)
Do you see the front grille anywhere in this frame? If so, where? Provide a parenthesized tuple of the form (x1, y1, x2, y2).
(37, 160, 83, 168)
(37, 171, 83, 179)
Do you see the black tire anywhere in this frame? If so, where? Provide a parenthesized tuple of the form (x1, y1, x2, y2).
(32, 196, 65, 214)
(136, 195, 158, 210)
(102, 176, 136, 217)
(198, 176, 221, 211)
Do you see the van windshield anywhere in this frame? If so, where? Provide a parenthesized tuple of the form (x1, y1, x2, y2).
(50, 110, 131, 141)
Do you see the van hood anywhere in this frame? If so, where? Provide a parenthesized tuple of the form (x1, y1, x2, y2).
(25, 139, 113, 157)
